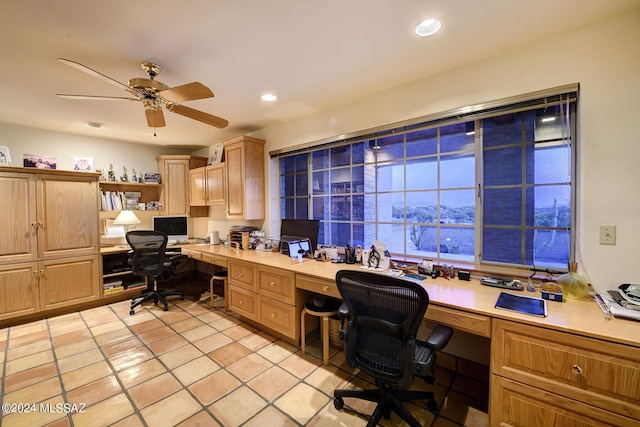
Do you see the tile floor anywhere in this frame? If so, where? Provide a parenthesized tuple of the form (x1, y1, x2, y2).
(0, 279, 489, 427)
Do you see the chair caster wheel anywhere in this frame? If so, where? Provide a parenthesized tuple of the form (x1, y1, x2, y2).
(163, 306, 169, 311)
(427, 399, 438, 413)
(129, 310, 135, 315)
(180, 296, 185, 301)
(333, 397, 344, 410)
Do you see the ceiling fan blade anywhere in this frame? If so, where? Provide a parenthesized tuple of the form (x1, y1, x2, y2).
(57, 94, 139, 101)
(159, 82, 214, 103)
(145, 109, 166, 128)
(57, 58, 136, 94)
(167, 104, 228, 128)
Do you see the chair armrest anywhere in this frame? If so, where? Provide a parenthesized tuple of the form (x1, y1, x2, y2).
(169, 254, 188, 262)
(425, 324, 454, 351)
(338, 303, 350, 319)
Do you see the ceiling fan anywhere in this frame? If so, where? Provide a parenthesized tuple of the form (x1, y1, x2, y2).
(56, 58, 228, 130)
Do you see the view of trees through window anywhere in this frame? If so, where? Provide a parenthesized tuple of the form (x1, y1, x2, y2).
(279, 93, 576, 270)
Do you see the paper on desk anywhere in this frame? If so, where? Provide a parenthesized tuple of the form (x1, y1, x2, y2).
(600, 293, 640, 321)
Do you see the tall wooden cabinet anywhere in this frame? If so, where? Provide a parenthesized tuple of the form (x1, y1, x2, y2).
(0, 168, 101, 321)
(223, 135, 265, 220)
(157, 155, 208, 217)
(189, 163, 225, 207)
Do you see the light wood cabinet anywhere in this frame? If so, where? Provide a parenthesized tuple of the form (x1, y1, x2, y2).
(0, 168, 101, 321)
(157, 155, 208, 217)
(223, 135, 265, 220)
(189, 163, 225, 207)
(491, 319, 640, 426)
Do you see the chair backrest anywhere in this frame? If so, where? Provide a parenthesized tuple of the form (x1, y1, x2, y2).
(336, 270, 429, 388)
(126, 230, 168, 278)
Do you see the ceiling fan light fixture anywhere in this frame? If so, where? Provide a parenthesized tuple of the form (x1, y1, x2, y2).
(261, 93, 277, 102)
(415, 18, 442, 37)
(84, 121, 104, 129)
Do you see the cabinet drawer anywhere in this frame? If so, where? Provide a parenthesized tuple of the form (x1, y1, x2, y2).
(228, 260, 255, 291)
(490, 376, 635, 427)
(181, 248, 202, 261)
(426, 304, 491, 338)
(296, 274, 340, 299)
(227, 285, 257, 320)
(258, 267, 295, 304)
(201, 253, 227, 268)
(259, 296, 296, 339)
(492, 319, 640, 421)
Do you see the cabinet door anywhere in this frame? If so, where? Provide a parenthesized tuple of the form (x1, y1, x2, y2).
(225, 142, 245, 218)
(0, 262, 40, 321)
(205, 164, 225, 206)
(37, 175, 99, 259)
(189, 167, 207, 206)
(162, 159, 190, 215)
(39, 255, 100, 311)
(0, 172, 37, 264)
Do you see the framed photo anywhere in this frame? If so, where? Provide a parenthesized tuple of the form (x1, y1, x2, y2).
(23, 153, 57, 169)
(0, 146, 11, 166)
(73, 156, 93, 172)
(209, 143, 224, 165)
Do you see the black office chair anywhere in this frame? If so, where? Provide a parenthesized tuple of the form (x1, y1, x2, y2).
(333, 270, 454, 427)
(126, 230, 187, 315)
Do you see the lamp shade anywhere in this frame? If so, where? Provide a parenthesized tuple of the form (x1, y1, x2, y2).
(113, 210, 141, 226)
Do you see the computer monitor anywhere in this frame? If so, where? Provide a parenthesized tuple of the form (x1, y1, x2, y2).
(152, 215, 188, 243)
(280, 219, 320, 252)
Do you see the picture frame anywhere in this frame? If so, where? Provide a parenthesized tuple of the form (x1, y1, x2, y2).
(0, 146, 11, 166)
(73, 156, 93, 172)
(209, 143, 224, 165)
(23, 153, 57, 169)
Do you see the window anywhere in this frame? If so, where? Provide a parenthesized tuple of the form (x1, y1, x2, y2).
(277, 87, 577, 271)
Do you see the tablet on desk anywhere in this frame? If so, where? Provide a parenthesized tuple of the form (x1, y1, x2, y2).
(495, 292, 548, 317)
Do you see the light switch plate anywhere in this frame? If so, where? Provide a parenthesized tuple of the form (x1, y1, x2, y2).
(599, 225, 616, 245)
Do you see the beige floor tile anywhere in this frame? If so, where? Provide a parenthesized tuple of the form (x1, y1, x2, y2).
(128, 318, 164, 335)
(57, 348, 104, 374)
(8, 329, 50, 349)
(221, 323, 258, 340)
(226, 352, 273, 382)
(128, 372, 183, 409)
(193, 331, 233, 353)
(247, 365, 299, 402)
(196, 310, 229, 324)
(8, 321, 47, 339)
(244, 405, 299, 427)
(173, 355, 220, 386)
(257, 340, 299, 364)
(72, 393, 134, 427)
(61, 360, 113, 391)
(3, 376, 62, 405)
(176, 411, 222, 427)
(110, 414, 145, 427)
(140, 389, 201, 427)
(4, 361, 58, 393)
(209, 315, 242, 332)
(54, 338, 97, 360)
(5, 350, 54, 375)
(169, 317, 206, 333)
(238, 330, 278, 351)
(158, 310, 192, 325)
(93, 328, 135, 347)
(137, 325, 176, 344)
(305, 364, 352, 395)
(84, 312, 120, 329)
(117, 358, 167, 388)
(179, 324, 217, 342)
(66, 375, 122, 407)
(100, 335, 144, 358)
(51, 329, 93, 347)
(158, 343, 203, 369)
(209, 385, 268, 426)
(208, 342, 252, 367)
(147, 333, 188, 355)
(121, 311, 156, 326)
(275, 382, 331, 425)
(278, 351, 322, 379)
(6, 338, 52, 361)
(1, 395, 67, 427)
(307, 399, 371, 427)
(108, 346, 154, 372)
(189, 369, 242, 405)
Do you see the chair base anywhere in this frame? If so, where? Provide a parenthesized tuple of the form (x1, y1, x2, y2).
(334, 385, 438, 427)
(130, 289, 184, 315)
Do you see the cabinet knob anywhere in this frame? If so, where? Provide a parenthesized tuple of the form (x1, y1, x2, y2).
(238, 272, 243, 277)
(270, 281, 276, 287)
(571, 365, 582, 375)
(239, 300, 244, 305)
(271, 312, 276, 318)
(323, 285, 329, 291)
(31, 223, 38, 230)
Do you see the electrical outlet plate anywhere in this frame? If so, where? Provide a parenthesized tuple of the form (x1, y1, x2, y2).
(599, 225, 616, 245)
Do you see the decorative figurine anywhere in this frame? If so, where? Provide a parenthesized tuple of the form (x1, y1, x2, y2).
(121, 166, 128, 183)
(108, 163, 116, 181)
(131, 168, 137, 183)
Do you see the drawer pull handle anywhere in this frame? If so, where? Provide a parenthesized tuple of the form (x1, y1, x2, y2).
(571, 365, 582, 375)
(238, 272, 243, 277)
(323, 285, 329, 291)
(270, 281, 276, 287)
(239, 300, 243, 305)
(271, 312, 276, 318)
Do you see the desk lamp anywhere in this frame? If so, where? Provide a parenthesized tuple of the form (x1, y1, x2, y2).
(113, 210, 141, 235)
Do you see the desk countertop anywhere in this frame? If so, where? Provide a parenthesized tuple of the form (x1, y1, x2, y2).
(181, 244, 640, 348)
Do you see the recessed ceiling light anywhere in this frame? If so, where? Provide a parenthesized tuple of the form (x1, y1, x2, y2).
(84, 121, 104, 128)
(415, 18, 442, 37)
(261, 93, 277, 102)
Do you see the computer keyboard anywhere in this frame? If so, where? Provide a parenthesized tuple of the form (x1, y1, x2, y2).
(480, 277, 524, 291)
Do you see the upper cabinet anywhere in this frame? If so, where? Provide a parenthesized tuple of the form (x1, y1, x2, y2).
(224, 136, 265, 220)
(157, 155, 208, 217)
(189, 163, 225, 207)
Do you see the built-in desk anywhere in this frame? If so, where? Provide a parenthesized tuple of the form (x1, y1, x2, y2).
(182, 244, 640, 426)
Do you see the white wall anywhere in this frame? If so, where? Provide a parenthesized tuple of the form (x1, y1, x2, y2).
(252, 10, 640, 291)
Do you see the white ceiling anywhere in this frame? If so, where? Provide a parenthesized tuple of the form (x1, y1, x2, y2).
(1, 1, 637, 150)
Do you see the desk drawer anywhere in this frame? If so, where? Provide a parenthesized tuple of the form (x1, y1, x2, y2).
(258, 266, 295, 304)
(296, 274, 340, 300)
(259, 296, 296, 339)
(492, 319, 640, 421)
(228, 285, 257, 320)
(228, 260, 255, 291)
(426, 305, 491, 338)
(201, 253, 227, 268)
(181, 248, 201, 261)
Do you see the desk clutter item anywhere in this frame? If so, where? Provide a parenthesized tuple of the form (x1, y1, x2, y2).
(229, 225, 259, 250)
(481, 277, 524, 291)
(495, 292, 547, 317)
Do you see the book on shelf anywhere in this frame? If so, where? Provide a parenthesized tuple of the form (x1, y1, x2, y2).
(126, 282, 147, 291)
(103, 280, 123, 289)
(103, 286, 124, 295)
